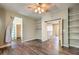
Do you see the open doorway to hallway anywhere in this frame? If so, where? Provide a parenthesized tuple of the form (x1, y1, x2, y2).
(46, 19, 63, 49)
(11, 17, 23, 43)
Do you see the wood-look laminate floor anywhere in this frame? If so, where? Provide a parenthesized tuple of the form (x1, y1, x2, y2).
(0, 39, 79, 55)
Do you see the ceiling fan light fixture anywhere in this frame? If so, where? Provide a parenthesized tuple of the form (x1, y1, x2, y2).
(27, 3, 52, 14)
(37, 7, 41, 11)
(34, 9, 38, 13)
(41, 9, 44, 12)
(38, 10, 42, 14)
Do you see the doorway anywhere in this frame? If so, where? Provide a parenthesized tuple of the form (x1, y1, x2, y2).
(11, 17, 23, 42)
(46, 19, 63, 49)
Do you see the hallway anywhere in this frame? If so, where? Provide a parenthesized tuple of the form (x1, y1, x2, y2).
(0, 39, 79, 55)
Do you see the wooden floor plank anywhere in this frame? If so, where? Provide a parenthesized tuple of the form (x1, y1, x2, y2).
(0, 39, 79, 55)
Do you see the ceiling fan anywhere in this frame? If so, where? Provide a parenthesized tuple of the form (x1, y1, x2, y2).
(27, 3, 52, 14)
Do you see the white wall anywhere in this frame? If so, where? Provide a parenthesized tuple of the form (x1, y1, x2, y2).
(5, 10, 37, 42)
(23, 17, 36, 41)
(35, 19, 41, 39)
(0, 8, 5, 44)
(41, 8, 69, 47)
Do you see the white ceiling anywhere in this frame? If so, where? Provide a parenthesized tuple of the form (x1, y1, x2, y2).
(0, 3, 75, 19)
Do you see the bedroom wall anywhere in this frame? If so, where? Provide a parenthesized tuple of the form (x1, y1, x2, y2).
(35, 19, 41, 39)
(41, 8, 69, 47)
(5, 10, 37, 42)
(0, 8, 6, 44)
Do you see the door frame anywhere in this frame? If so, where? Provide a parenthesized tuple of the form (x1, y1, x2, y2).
(45, 18, 63, 47)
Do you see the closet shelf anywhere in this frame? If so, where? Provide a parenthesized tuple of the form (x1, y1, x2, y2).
(69, 32, 79, 34)
(69, 19, 79, 22)
(69, 12, 79, 16)
(69, 38, 79, 40)
(69, 26, 79, 28)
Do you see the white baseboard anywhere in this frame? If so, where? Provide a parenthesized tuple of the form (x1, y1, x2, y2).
(63, 45, 69, 47)
(70, 44, 79, 48)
